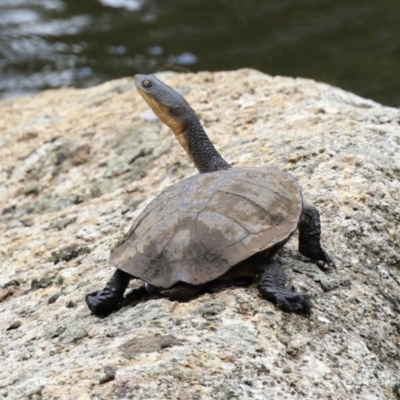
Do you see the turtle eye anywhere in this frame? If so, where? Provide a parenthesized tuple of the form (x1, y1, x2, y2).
(142, 80, 152, 88)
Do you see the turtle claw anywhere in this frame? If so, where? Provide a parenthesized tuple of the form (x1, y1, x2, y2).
(260, 285, 313, 316)
(86, 289, 122, 318)
(285, 283, 296, 292)
(316, 250, 336, 272)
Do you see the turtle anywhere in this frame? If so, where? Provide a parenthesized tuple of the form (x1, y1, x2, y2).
(86, 74, 335, 318)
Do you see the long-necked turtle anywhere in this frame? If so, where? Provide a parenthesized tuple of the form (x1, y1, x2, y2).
(86, 74, 335, 318)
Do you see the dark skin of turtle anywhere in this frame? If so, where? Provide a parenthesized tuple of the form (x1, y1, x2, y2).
(86, 74, 335, 318)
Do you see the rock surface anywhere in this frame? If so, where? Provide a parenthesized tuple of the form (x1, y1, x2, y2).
(0, 69, 400, 399)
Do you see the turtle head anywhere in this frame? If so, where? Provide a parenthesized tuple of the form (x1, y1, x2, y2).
(134, 74, 189, 131)
(135, 74, 230, 173)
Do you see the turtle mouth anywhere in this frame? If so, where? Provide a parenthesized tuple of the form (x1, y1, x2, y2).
(137, 93, 170, 123)
(137, 87, 159, 110)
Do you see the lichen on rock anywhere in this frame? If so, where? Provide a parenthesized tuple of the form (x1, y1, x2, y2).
(0, 69, 400, 399)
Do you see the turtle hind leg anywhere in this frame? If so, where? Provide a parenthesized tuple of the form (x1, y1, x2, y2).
(160, 277, 255, 302)
(86, 269, 132, 318)
(258, 258, 313, 316)
(159, 283, 205, 302)
(298, 203, 336, 270)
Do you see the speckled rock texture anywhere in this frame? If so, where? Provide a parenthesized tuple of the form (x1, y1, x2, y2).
(1, 69, 400, 400)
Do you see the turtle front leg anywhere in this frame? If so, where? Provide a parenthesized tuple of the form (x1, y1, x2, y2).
(298, 203, 336, 270)
(258, 258, 313, 315)
(86, 269, 132, 318)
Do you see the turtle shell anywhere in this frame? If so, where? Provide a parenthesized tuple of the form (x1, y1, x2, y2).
(110, 167, 303, 288)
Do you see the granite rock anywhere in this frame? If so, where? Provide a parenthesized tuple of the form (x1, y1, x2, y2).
(0, 69, 400, 399)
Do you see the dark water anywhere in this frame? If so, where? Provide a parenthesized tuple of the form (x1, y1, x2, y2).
(1, 0, 400, 106)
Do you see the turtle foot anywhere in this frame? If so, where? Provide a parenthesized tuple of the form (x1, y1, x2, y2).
(86, 288, 123, 318)
(160, 283, 204, 302)
(315, 250, 336, 271)
(301, 245, 336, 272)
(259, 284, 313, 316)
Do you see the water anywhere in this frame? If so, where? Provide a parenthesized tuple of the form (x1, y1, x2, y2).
(1, 0, 400, 106)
